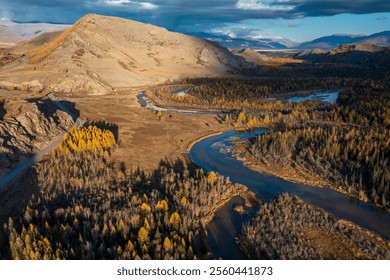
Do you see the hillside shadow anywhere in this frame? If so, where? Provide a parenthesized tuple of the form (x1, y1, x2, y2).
(0, 103, 5, 120)
(0, 145, 36, 192)
(155, 157, 200, 178)
(295, 50, 376, 65)
(84, 120, 119, 141)
(0, 162, 40, 260)
(26, 98, 80, 125)
(58, 100, 80, 123)
(327, 50, 374, 64)
(239, 61, 374, 79)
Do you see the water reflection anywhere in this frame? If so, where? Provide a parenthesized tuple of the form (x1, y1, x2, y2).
(284, 91, 339, 103)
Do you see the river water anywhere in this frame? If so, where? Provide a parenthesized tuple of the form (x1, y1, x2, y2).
(137, 91, 228, 115)
(284, 91, 339, 103)
(189, 130, 390, 259)
(138, 89, 389, 259)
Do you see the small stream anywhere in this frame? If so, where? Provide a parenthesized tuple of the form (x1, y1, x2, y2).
(137, 91, 228, 115)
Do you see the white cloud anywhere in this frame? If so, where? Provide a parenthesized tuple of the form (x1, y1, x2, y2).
(210, 26, 277, 40)
(236, 0, 294, 11)
(102, 0, 157, 9)
(140, 2, 158, 9)
(104, 0, 131, 6)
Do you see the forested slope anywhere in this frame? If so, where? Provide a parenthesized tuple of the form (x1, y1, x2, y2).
(0, 127, 241, 260)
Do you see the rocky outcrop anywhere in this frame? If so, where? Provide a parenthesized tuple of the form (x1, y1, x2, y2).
(0, 80, 44, 92)
(294, 43, 390, 65)
(232, 48, 269, 65)
(0, 98, 73, 175)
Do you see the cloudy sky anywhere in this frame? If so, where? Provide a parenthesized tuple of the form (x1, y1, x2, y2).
(0, 0, 389, 42)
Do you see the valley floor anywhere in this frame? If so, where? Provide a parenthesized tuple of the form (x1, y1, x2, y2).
(61, 89, 230, 171)
(0, 87, 231, 226)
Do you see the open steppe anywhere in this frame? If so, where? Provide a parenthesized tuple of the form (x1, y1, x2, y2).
(60, 89, 228, 171)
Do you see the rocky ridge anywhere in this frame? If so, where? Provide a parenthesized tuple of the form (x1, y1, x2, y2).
(0, 14, 254, 94)
(294, 43, 390, 65)
(0, 98, 73, 175)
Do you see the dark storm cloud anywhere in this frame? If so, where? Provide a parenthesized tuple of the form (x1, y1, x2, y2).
(292, 0, 390, 16)
(8, 0, 82, 6)
(1, 0, 389, 29)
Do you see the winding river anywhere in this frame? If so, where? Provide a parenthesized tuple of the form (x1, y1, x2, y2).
(189, 130, 390, 259)
(137, 91, 228, 115)
(138, 90, 390, 259)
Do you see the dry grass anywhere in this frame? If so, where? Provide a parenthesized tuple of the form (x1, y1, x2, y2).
(303, 220, 390, 259)
(265, 56, 305, 65)
(304, 227, 357, 259)
(0, 14, 251, 93)
(27, 18, 86, 64)
(0, 51, 22, 66)
(62, 89, 229, 171)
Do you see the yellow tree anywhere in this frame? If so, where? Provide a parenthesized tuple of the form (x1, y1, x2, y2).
(169, 212, 181, 229)
(156, 111, 163, 120)
(263, 114, 270, 125)
(207, 171, 217, 185)
(163, 237, 173, 252)
(117, 246, 123, 256)
(126, 240, 136, 257)
(137, 227, 148, 244)
(180, 197, 187, 206)
(143, 218, 150, 231)
(277, 112, 283, 122)
(156, 200, 169, 211)
(237, 111, 246, 123)
(140, 202, 151, 212)
(102, 224, 109, 236)
(118, 219, 125, 232)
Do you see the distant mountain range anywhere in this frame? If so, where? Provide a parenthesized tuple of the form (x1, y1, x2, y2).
(187, 32, 296, 50)
(296, 31, 390, 50)
(192, 31, 390, 51)
(0, 18, 389, 51)
(0, 19, 70, 43)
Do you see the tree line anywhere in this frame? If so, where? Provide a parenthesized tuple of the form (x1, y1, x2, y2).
(182, 76, 385, 101)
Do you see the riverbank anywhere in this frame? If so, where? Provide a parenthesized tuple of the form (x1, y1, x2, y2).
(188, 130, 390, 259)
(202, 183, 259, 226)
(186, 131, 224, 153)
(233, 140, 338, 189)
(231, 139, 390, 214)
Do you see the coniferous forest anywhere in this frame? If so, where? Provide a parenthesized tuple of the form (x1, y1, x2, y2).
(0, 127, 240, 260)
(150, 73, 390, 259)
(248, 88, 390, 209)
